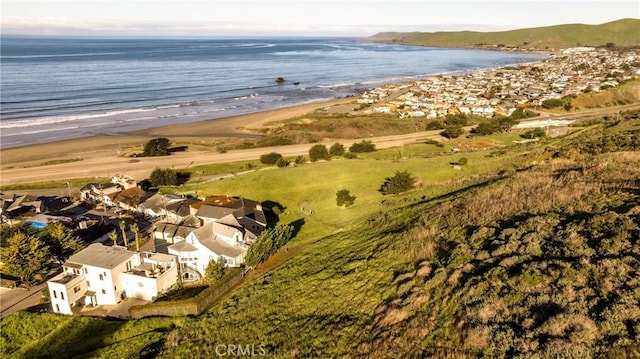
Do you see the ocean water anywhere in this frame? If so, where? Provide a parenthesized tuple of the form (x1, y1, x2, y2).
(0, 36, 544, 148)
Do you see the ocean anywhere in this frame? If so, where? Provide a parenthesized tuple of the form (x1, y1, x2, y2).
(0, 36, 544, 148)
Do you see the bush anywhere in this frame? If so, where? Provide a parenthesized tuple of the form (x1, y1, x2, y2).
(441, 125, 464, 139)
(426, 120, 444, 130)
(260, 152, 283, 165)
(204, 260, 224, 284)
(149, 167, 179, 187)
(379, 171, 416, 195)
(459, 157, 468, 165)
(294, 155, 306, 165)
(329, 142, 346, 156)
(349, 140, 376, 153)
(542, 98, 564, 109)
(309, 144, 330, 162)
(276, 158, 290, 168)
(142, 137, 171, 157)
(336, 189, 356, 207)
(256, 136, 293, 147)
(520, 128, 546, 139)
(343, 152, 358, 159)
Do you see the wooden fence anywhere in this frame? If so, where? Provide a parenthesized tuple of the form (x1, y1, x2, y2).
(129, 268, 243, 319)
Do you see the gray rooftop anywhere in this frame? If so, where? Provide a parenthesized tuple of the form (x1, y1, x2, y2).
(65, 243, 136, 270)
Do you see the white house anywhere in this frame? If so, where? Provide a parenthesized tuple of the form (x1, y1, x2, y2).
(168, 216, 256, 282)
(47, 243, 177, 315)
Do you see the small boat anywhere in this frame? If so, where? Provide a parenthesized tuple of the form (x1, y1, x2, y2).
(275, 77, 286, 83)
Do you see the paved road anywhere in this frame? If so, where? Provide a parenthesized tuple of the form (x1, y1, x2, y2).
(0, 282, 49, 317)
(2, 104, 637, 186)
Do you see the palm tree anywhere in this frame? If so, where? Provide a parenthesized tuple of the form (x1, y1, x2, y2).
(108, 231, 118, 247)
(119, 221, 128, 248)
(129, 223, 140, 252)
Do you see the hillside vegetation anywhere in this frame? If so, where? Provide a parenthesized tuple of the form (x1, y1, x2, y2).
(369, 18, 640, 50)
(1, 111, 639, 358)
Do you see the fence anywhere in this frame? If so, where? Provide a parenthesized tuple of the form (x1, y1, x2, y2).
(129, 267, 244, 319)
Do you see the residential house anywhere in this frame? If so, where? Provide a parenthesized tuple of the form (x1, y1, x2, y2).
(47, 243, 177, 315)
(168, 216, 256, 281)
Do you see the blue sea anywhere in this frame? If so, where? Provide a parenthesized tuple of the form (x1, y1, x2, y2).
(0, 36, 544, 148)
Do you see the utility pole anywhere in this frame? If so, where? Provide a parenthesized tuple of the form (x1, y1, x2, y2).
(65, 181, 72, 201)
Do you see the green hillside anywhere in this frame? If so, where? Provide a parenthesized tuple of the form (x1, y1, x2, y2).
(2, 111, 639, 358)
(370, 18, 640, 50)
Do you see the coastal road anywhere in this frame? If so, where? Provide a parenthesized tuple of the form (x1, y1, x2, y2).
(1, 104, 637, 186)
(0, 131, 447, 186)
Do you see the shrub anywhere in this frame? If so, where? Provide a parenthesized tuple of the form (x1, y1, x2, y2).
(256, 136, 293, 147)
(520, 128, 546, 139)
(260, 152, 283, 165)
(142, 137, 171, 157)
(149, 167, 178, 187)
(329, 142, 346, 156)
(441, 125, 464, 139)
(542, 98, 564, 109)
(294, 155, 306, 164)
(343, 152, 358, 159)
(204, 260, 224, 284)
(336, 189, 356, 207)
(379, 171, 416, 195)
(276, 158, 290, 168)
(459, 157, 468, 165)
(349, 140, 376, 153)
(309, 144, 330, 162)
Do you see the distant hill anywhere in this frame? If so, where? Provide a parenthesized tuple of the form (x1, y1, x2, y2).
(369, 18, 640, 50)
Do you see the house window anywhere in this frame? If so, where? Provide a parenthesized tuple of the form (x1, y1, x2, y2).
(60, 292, 65, 300)
(99, 274, 104, 280)
(101, 289, 106, 294)
(138, 282, 144, 288)
(87, 281, 91, 287)
(83, 268, 88, 274)
(73, 286, 80, 293)
(53, 291, 57, 299)
(126, 261, 132, 271)
(56, 304, 60, 312)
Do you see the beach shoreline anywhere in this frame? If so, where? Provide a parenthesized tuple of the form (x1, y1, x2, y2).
(0, 97, 358, 166)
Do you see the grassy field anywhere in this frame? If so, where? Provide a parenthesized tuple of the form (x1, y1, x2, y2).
(369, 18, 640, 50)
(2, 112, 638, 358)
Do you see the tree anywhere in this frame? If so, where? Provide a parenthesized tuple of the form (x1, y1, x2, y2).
(245, 224, 294, 267)
(441, 125, 464, 139)
(204, 259, 224, 284)
(496, 117, 518, 132)
(108, 231, 118, 247)
(309, 144, 330, 162)
(473, 122, 500, 135)
(119, 221, 128, 248)
(379, 171, 416, 195)
(349, 140, 376, 153)
(129, 223, 140, 252)
(142, 137, 171, 157)
(45, 223, 84, 264)
(149, 167, 179, 187)
(336, 189, 356, 207)
(329, 142, 345, 156)
(260, 152, 283, 165)
(0, 233, 49, 286)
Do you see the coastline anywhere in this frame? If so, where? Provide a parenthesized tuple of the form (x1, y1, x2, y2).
(0, 97, 357, 166)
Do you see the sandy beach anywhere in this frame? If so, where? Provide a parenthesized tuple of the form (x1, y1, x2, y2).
(0, 97, 356, 167)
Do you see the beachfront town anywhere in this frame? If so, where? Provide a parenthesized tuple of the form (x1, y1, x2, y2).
(357, 47, 640, 119)
(2, 46, 640, 319)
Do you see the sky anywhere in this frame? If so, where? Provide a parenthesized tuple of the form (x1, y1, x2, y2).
(2, 0, 639, 37)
